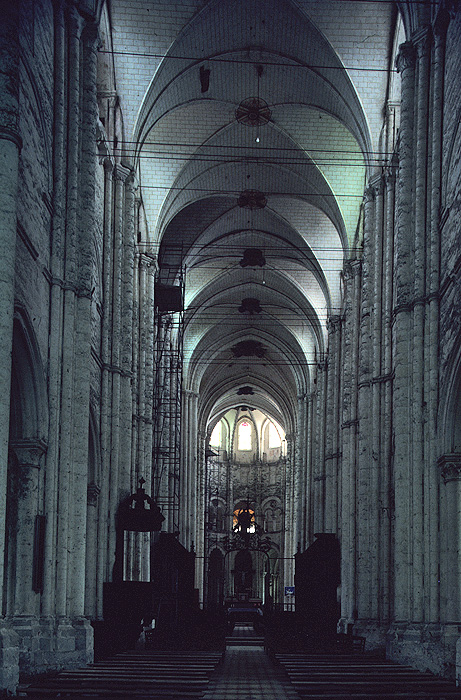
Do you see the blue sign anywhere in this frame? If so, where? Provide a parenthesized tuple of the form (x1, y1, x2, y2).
(285, 586, 295, 596)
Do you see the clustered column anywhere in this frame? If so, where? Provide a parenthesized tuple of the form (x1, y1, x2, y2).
(0, 4, 20, 628)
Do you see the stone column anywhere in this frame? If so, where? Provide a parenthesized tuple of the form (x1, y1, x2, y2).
(306, 393, 314, 544)
(0, 4, 20, 629)
(67, 18, 100, 622)
(393, 40, 416, 624)
(144, 259, 156, 489)
(169, 347, 179, 533)
(295, 393, 308, 546)
(410, 28, 431, 625)
(316, 363, 327, 533)
(325, 316, 341, 535)
(153, 318, 165, 514)
(425, 13, 448, 624)
(119, 172, 136, 499)
(98, 156, 113, 604)
(195, 426, 205, 604)
(135, 256, 147, 480)
(119, 172, 136, 579)
(379, 168, 395, 625)
(128, 255, 140, 582)
(55, 5, 83, 620)
(310, 388, 320, 533)
(438, 456, 461, 623)
(300, 394, 311, 549)
(339, 259, 361, 629)
(84, 482, 101, 617)
(108, 164, 128, 581)
(42, 0, 66, 623)
(370, 177, 384, 628)
(356, 186, 374, 625)
(283, 435, 295, 601)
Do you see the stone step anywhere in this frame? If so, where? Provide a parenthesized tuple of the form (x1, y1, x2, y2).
(226, 636, 265, 646)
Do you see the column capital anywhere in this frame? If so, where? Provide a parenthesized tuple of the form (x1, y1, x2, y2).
(184, 388, 199, 399)
(384, 165, 397, 187)
(371, 174, 385, 198)
(113, 164, 131, 183)
(327, 314, 341, 333)
(10, 438, 47, 468)
(139, 253, 153, 270)
(67, 4, 84, 39)
(363, 185, 375, 204)
(125, 171, 138, 193)
(396, 42, 416, 73)
(438, 454, 461, 483)
(344, 258, 362, 280)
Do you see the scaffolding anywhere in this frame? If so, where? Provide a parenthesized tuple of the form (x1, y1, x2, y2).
(152, 273, 184, 536)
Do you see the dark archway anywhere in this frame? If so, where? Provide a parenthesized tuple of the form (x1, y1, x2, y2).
(233, 549, 254, 598)
(207, 548, 224, 610)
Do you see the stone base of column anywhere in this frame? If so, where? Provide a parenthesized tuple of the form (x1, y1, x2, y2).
(0, 615, 94, 693)
(9, 615, 41, 674)
(386, 622, 454, 679)
(455, 632, 461, 686)
(337, 616, 355, 634)
(350, 619, 388, 651)
(56, 618, 93, 669)
(0, 621, 19, 694)
(72, 617, 93, 666)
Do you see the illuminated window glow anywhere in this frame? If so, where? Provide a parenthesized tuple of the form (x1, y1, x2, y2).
(268, 422, 282, 448)
(210, 422, 221, 447)
(233, 507, 256, 533)
(238, 420, 252, 450)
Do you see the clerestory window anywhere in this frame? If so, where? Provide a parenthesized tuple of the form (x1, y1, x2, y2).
(238, 420, 252, 450)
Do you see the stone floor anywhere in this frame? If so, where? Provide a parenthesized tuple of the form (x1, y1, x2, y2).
(202, 624, 300, 700)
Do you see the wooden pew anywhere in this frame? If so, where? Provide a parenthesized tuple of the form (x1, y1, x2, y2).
(18, 650, 223, 699)
(274, 652, 461, 699)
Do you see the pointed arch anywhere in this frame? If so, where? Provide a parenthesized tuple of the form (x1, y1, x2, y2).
(10, 306, 47, 442)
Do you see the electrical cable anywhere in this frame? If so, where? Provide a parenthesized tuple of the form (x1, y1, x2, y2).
(99, 49, 398, 72)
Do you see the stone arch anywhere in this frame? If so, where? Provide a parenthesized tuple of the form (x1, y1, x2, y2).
(5, 310, 47, 657)
(9, 308, 47, 443)
(208, 496, 226, 533)
(262, 497, 283, 534)
(233, 548, 254, 597)
(233, 415, 259, 462)
(207, 547, 224, 610)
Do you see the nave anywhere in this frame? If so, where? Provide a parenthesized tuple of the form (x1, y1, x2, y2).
(2, 0, 461, 692)
(19, 625, 461, 700)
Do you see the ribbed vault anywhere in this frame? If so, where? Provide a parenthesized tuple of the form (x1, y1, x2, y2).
(129, 0, 389, 481)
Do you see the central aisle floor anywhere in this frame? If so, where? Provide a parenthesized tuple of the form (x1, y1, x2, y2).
(202, 641, 300, 700)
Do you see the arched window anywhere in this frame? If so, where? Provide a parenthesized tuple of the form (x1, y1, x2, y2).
(233, 506, 255, 533)
(268, 421, 282, 448)
(238, 420, 252, 450)
(210, 421, 221, 447)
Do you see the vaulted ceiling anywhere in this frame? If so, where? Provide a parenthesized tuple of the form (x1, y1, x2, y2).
(108, 0, 397, 436)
